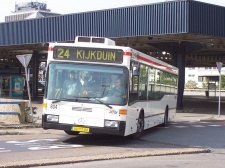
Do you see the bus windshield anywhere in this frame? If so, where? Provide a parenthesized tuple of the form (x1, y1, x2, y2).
(46, 63, 129, 105)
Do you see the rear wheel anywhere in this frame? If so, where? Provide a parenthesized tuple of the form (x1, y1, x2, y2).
(162, 107, 169, 127)
(64, 130, 79, 135)
(131, 113, 144, 139)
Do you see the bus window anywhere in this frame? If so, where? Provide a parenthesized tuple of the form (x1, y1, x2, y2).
(138, 64, 148, 100)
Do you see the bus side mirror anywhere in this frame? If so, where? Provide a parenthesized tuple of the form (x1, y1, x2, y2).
(132, 63, 140, 76)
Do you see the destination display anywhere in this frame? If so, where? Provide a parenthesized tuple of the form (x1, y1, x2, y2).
(53, 46, 123, 64)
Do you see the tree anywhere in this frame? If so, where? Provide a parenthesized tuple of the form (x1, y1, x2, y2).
(221, 75, 225, 89)
(185, 80, 198, 89)
(202, 78, 209, 89)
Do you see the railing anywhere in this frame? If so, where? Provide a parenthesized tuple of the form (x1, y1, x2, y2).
(184, 89, 225, 92)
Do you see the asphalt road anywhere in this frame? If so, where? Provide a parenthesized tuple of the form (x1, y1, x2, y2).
(1, 93, 225, 167)
(1, 119, 225, 167)
(31, 119, 225, 168)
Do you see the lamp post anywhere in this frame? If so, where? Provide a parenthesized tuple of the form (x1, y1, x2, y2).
(216, 62, 223, 118)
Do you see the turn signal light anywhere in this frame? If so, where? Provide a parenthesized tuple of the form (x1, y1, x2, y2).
(42, 103, 47, 109)
(119, 109, 127, 115)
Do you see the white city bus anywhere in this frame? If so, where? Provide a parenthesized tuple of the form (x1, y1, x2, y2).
(42, 36, 178, 138)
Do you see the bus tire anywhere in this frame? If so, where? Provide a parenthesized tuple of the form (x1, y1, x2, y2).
(162, 107, 169, 127)
(64, 130, 79, 135)
(131, 112, 144, 139)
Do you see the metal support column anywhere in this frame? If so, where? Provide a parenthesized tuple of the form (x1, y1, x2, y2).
(174, 50, 185, 110)
(32, 50, 39, 100)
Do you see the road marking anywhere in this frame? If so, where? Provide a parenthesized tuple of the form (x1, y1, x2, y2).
(5, 139, 85, 151)
(191, 125, 205, 127)
(165, 121, 225, 128)
(0, 150, 11, 153)
(208, 125, 222, 127)
(6, 139, 58, 144)
(14, 143, 40, 146)
(173, 126, 188, 128)
(0, 148, 11, 153)
(198, 122, 210, 124)
(29, 144, 84, 150)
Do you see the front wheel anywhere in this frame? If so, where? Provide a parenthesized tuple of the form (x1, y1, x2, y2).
(64, 130, 79, 135)
(131, 113, 144, 139)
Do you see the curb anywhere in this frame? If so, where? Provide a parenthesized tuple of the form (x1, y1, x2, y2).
(0, 148, 210, 168)
(200, 119, 225, 122)
(0, 124, 41, 130)
(0, 125, 43, 135)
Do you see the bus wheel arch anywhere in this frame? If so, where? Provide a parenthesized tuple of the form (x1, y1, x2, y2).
(131, 109, 144, 139)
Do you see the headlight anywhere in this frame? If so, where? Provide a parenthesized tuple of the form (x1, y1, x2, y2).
(105, 120, 119, 128)
(46, 115, 59, 122)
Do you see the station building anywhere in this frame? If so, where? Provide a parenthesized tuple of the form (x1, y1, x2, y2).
(1, 0, 225, 109)
(4, 1, 60, 22)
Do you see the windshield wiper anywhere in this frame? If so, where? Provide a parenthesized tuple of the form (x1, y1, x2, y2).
(81, 96, 112, 109)
(93, 98, 112, 109)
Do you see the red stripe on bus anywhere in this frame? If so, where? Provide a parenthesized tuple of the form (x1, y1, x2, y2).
(48, 47, 54, 51)
(137, 55, 173, 70)
(123, 52, 132, 56)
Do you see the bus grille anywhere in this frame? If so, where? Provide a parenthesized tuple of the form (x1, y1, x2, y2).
(72, 107, 92, 112)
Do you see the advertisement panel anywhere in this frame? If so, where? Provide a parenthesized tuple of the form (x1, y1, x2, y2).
(11, 76, 24, 98)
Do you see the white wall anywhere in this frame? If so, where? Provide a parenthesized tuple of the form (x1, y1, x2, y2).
(185, 67, 225, 88)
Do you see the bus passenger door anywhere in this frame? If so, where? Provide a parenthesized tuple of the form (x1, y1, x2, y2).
(126, 105, 140, 136)
(125, 61, 140, 135)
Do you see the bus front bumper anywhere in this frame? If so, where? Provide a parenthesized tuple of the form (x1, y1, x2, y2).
(42, 115, 126, 136)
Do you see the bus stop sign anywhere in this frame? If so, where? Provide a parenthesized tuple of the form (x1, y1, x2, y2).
(216, 62, 223, 73)
(16, 54, 32, 68)
(16, 54, 34, 123)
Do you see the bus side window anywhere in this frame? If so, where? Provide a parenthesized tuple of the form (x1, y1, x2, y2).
(138, 64, 148, 100)
(132, 62, 140, 76)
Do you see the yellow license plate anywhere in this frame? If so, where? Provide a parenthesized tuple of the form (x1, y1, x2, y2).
(72, 126, 90, 132)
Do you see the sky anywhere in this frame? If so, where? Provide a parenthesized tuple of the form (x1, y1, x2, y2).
(0, 0, 225, 22)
